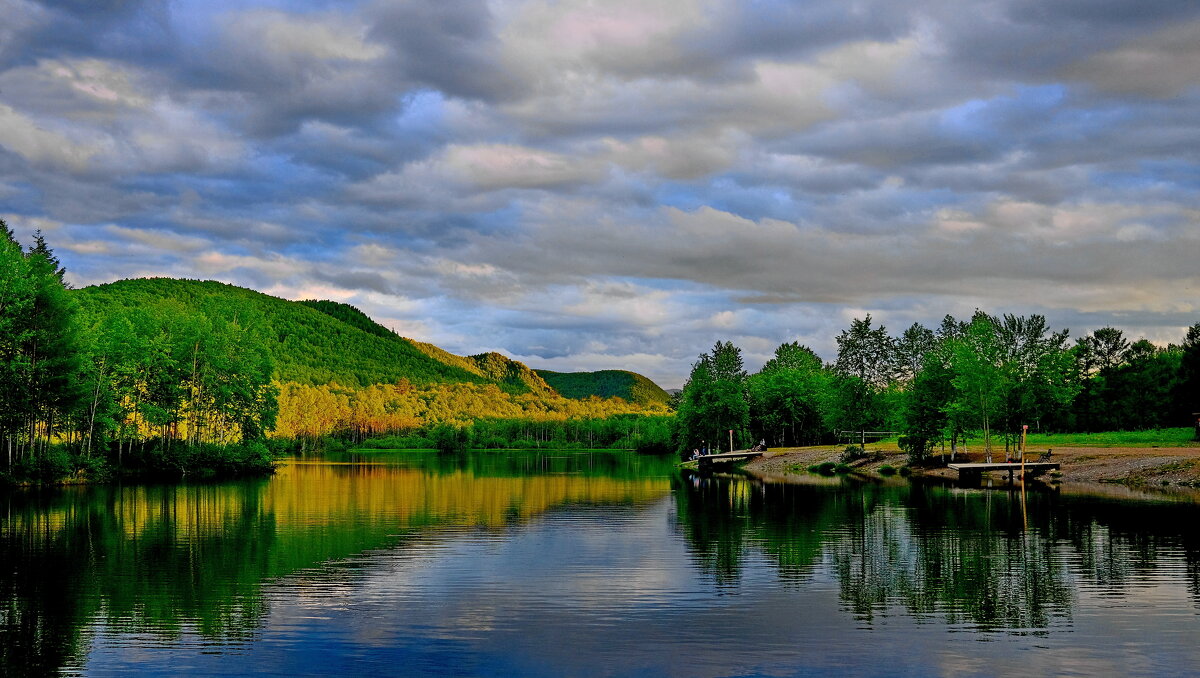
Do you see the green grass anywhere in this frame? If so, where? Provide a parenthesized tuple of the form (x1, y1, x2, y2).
(1024, 428, 1196, 448)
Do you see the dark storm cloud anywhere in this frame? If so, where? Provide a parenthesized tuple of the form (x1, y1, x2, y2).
(2, 0, 1199, 385)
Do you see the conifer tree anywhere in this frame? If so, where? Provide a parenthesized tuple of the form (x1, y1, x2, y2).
(0, 221, 35, 464)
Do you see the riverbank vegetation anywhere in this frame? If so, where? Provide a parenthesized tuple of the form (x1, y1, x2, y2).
(2, 224, 281, 484)
(675, 313, 1200, 462)
(1, 225, 670, 485)
(351, 415, 673, 454)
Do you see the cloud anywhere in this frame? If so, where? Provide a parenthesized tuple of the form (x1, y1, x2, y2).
(3, 0, 1200, 385)
(1061, 20, 1200, 98)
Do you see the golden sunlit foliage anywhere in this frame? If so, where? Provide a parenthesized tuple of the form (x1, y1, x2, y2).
(271, 379, 670, 441)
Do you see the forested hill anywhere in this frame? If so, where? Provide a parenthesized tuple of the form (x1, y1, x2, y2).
(72, 277, 676, 398)
(73, 279, 666, 399)
(298, 298, 554, 393)
(536, 370, 672, 406)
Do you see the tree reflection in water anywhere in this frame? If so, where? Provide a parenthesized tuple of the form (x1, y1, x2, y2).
(673, 472, 1200, 632)
(0, 450, 676, 675)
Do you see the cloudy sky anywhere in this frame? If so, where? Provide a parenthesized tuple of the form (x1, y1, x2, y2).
(2, 0, 1199, 387)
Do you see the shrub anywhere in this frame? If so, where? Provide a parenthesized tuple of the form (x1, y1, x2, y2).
(834, 463, 852, 474)
(13, 448, 75, 482)
(879, 465, 896, 476)
(810, 461, 838, 476)
(840, 445, 866, 463)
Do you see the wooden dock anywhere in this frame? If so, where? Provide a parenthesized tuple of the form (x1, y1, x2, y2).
(948, 462, 1059, 484)
(688, 450, 764, 470)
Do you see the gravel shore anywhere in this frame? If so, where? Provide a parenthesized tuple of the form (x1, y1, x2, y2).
(742, 444, 1200, 489)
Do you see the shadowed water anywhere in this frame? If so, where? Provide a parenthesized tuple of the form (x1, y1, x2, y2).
(4, 450, 1200, 676)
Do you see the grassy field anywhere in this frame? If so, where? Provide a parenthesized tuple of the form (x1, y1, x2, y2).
(1023, 428, 1197, 448)
(861, 427, 1199, 451)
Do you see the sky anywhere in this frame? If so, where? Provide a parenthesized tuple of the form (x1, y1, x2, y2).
(2, 0, 1199, 388)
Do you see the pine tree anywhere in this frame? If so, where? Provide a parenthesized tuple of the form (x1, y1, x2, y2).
(22, 232, 85, 456)
(0, 221, 35, 464)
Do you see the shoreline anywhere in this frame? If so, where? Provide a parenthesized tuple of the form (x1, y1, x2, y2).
(743, 443, 1200, 492)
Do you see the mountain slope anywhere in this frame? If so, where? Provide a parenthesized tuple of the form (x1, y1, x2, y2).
(74, 279, 661, 401)
(75, 279, 521, 390)
(536, 370, 672, 406)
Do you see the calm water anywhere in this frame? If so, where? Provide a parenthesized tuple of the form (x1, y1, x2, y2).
(5, 451, 1200, 677)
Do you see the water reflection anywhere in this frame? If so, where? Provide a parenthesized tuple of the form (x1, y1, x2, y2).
(4, 453, 1200, 676)
(0, 451, 674, 675)
(673, 473, 1200, 633)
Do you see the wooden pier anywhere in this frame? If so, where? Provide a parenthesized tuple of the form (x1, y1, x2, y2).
(948, 462, 1059, 484)
(689, 450, 764, 470)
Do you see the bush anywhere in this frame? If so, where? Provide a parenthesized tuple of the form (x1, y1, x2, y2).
(12, 448, 75, 482)
(809, 461, 838, 476)
(879, 465, 896, 476)
(840, 445, 866, 462)
(834, 463, 852, 474)
(898, 466, 912, 477)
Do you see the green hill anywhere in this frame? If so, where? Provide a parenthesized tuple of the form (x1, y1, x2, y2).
(536, 370, 672, 406)
(74, 278, 553, 393)
(74, 279, 667, 403)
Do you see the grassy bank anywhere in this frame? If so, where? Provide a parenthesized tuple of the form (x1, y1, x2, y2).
(867, 428, 1196, 451)
(1024, 428, 1196, 448)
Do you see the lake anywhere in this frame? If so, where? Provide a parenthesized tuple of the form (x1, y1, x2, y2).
(4, 450, 1200, 677)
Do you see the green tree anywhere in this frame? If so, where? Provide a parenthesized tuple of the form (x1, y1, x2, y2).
(945, 313, 1008, 462)
(674, 342, 750, 453)
(0, 221, 35, 465)
(748, 342, 830, 446)
(13, 232, 85, 460)
(829, 315, 897, 441)
(895, 322, 936, 383)
(899, 356, 953, 463)
(1177, 323, 1200, 438)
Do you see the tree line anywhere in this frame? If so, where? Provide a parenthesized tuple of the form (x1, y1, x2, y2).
(0, 225, 669, 482)
(2, 223, 279, 480)
(674, 312, 1200, 461)
(273, 380, 668, 450)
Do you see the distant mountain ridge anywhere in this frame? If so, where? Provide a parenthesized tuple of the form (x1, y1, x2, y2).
(75, 278, 667, 405)
(536, 370, 672, 407)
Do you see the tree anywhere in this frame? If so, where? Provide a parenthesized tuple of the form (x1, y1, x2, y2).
(835, 315, 896, 388)
(945, 313, 1008, 462)
(674, 342, 750, 453)
(748, 342, 830, 446)
(895, 323, 936, 383)
(2, 232, 85, 460)
(1179, 323, 1200, 438)
(0, 222, 35, 464)
(899, 356, 953, 464)
(830, 315, 897, 441)
(1087, 327, 1130, 373)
